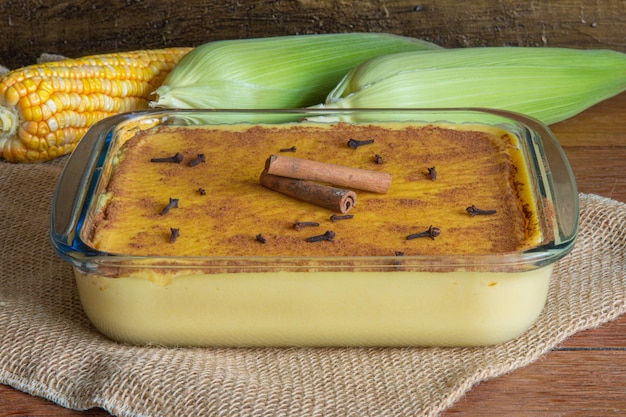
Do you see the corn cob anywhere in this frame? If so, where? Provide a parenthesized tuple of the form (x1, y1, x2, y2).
(0, 47, 191, 162)
(151, 33, 442, 110)
(320, 47, 626, 125)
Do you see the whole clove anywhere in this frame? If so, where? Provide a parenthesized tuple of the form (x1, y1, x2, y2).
(406, 225, 441, 240)
(169, 228, 180, 243)
(293, 221, 320, 231)
(305, 230, 336, 243)
(161, 197, 179, 215)
(189, 153, 206, 167)
(150, 152, 184, 163)
(428, 166, 437, 181)
(255, 233, 267, 243)
(198, 188, 206, 195)
(374, 154, 384, 164)
(279, 146, 297, 152)
(466, 205, 497, 217)
(330, 213, 354, 222)
(347, 138, 375, 149)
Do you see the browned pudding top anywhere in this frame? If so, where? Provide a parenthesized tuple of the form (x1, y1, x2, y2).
(89, 122, 540, 257)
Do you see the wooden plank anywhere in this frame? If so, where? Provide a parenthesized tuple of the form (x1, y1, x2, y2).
(1, 0, 626, 69)
(0, 384, 107, 416)
(562, 147, 626, 203)
(442, 350, 626, 416)
(552, 92, 626, 203)
(558, 314, 626, 349)
(551, 93, 626, 147)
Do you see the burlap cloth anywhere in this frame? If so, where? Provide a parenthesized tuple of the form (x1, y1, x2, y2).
(1, 152, 625, 417)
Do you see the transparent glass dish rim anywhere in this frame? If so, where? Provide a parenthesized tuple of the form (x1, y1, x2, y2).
(50, 107, 579, 274)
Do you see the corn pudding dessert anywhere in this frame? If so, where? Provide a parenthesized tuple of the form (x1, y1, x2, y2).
(52, 110, 576, 348)
(89, 122, 543, 258)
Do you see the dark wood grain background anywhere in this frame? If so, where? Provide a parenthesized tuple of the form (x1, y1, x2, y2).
(2, 0, 626, 69)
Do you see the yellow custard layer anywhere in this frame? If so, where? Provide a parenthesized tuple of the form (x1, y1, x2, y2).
(76, 266, 552, 347)
(89, 122, 542, 257)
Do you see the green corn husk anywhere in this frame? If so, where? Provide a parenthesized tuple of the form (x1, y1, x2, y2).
(151, 33, 442, 110)
(319, 47, 626, 125)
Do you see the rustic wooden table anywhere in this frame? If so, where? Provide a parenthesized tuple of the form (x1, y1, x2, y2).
(1, 92, 625, 416)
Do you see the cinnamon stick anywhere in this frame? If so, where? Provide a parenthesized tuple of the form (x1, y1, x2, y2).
(260, 171, 357, 213)
(264, 154, 392, 194)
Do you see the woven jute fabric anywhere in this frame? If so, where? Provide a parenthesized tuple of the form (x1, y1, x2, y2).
(1, 158, 625, 417)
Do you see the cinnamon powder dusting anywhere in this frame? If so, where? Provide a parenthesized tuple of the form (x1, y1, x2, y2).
(89, 123, 541, 258)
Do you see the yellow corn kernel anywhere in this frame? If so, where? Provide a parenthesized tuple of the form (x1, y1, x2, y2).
(22, 78, 40, 93)
(0, 47, 191, 162)
(36, 120, 50, 138)
(23, 120, 39, 136)
(40, 103, 54, 121)
(4, 84, 23, 106)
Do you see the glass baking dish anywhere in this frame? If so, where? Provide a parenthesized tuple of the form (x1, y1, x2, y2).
(50, 108, 578, 347)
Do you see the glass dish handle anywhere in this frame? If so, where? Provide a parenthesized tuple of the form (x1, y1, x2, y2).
(50, 120, 109, 248)
(528, 118, 579, 247)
